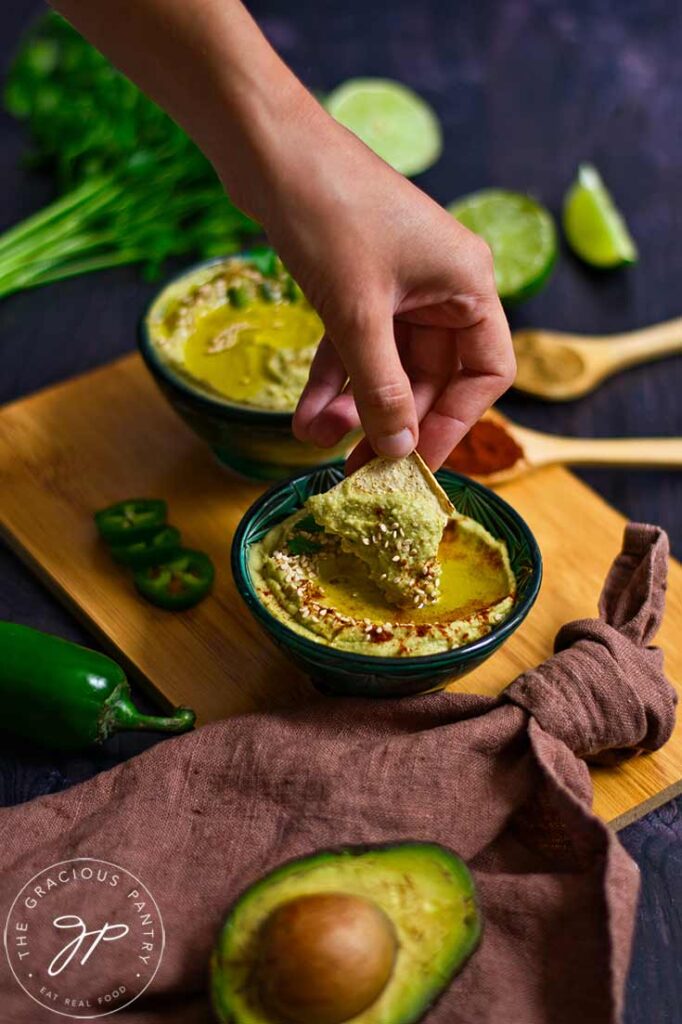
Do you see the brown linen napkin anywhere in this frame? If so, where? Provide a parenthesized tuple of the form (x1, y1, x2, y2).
(0, 523, 675, 1024)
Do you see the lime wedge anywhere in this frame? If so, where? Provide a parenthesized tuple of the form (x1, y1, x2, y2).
(562, 164, 637, 268)
(447, 190, 557, 303)
(325, 78, 442, 177)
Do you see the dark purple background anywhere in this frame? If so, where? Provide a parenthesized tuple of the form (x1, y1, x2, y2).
(1, 2, 681, 1020)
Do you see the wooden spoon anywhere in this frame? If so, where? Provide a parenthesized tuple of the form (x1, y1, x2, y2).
(454, 412, 682, 485)
(512, 317, 682, 401)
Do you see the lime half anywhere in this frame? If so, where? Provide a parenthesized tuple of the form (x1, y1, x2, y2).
(325, 78, 442, 177)
(448, 189, 557, 303)
(563, 164, 637, 268)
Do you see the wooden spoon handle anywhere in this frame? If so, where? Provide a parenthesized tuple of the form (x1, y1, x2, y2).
(598, 317, 682, 370)
(536, 436, 682, 468)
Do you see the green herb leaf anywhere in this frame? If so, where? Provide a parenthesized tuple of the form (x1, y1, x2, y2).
(293, 515, 325, 534)
(243, 245, 278, 277)
(287, 536, 322, 556)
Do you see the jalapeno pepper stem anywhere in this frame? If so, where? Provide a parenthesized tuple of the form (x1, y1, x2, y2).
(100, 682, 196, 739)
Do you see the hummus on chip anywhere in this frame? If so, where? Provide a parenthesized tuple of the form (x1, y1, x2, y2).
(250, 454, 516, 657)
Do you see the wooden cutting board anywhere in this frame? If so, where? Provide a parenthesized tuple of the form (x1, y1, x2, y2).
(1, 353, 681, 828)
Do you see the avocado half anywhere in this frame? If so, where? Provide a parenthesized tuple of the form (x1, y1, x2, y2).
(211, 842, 481, 1024)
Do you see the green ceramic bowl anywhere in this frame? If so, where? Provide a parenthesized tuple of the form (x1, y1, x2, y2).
(232, 465, 542, 698)
(138, 256, 353, 481)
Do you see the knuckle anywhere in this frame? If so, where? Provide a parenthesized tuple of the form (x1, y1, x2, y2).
(362, 378, 412, 413)
(470, 235, 495, 274)
(340, 305, 383, 339)
(322, 287, 385, 339)
(449, 291, 490, 325)
(492, 352, 517, 392)
(502, 351, 517, 384)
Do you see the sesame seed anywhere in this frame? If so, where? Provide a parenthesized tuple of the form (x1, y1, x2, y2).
(379, 523, 388, 533)
(392, 555, 401, 563)
(361, 537, 370, 546)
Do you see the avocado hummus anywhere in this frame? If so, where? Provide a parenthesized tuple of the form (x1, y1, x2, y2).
(249, 454, 516, 656)
(147, 253, 322, 411)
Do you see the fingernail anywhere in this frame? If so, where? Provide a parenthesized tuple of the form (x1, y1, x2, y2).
(375, 428, 415, 459)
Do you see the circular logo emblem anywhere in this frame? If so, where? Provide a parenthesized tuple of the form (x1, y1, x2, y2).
(4, 858, 164, 1018)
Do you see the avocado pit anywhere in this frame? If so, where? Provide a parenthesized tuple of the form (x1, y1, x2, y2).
(255, 892, 398, 1024)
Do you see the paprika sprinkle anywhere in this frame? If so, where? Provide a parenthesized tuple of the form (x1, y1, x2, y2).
(446, 420, 523, 477)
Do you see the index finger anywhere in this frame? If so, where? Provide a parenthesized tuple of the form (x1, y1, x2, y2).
(416, 299, 515, 469)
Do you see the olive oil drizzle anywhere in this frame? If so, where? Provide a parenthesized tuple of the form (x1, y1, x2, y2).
(314, 525, 511, 626)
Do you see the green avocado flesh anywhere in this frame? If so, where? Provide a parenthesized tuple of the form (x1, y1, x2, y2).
(211, 842, 480, 1024)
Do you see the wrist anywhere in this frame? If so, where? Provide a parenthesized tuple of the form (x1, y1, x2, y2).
(210, 69, 323, 224)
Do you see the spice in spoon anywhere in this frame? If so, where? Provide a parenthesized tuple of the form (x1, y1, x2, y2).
(446, 420, 523, 477)
(513, 332, 586, 387)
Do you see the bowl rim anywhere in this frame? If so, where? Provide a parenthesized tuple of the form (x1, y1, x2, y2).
(231, 466, 543, 672)
(137, 252, 300, 427)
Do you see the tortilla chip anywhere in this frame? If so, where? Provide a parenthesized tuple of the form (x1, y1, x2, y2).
(306, 454, 454, 607)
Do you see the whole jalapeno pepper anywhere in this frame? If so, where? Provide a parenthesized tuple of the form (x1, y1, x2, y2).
(0, 622, 195, 751)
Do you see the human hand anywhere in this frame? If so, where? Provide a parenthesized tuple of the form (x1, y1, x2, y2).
(52, 0, 512, 472)
(235, 92, 515, 471)
(50, 0, 513, 471)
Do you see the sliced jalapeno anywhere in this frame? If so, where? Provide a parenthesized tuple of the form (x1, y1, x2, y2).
(110, 526, 182, 568)
(259, 281, 278, 303)
(95, 499, 167, 543)
(227, 284, 250, 309)
(283, 275, 302, 302)
(134, 549, 214, 610)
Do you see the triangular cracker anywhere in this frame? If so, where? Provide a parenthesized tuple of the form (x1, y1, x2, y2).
(306, 453, 454, 607)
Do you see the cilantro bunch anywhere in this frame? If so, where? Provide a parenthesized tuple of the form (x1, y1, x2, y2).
(1, 13, 260, 299)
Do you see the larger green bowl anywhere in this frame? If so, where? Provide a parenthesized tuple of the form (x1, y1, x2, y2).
(231, 466, 542, 698)
(138, 256, 354, 481)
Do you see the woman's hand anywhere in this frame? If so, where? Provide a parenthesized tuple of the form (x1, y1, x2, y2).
(239, 93, 515, 470)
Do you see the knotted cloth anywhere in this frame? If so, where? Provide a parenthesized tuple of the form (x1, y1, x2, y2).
(0, 524, 675, 1024)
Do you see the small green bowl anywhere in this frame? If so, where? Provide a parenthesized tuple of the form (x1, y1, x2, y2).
(231, 465, 542, 698)
(138, 256, 353, 481)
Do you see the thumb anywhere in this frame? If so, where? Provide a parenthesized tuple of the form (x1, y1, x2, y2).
(334, 310, 418, 459)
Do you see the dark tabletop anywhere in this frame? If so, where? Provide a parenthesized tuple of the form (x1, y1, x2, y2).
(1, 1, 681, 1020)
